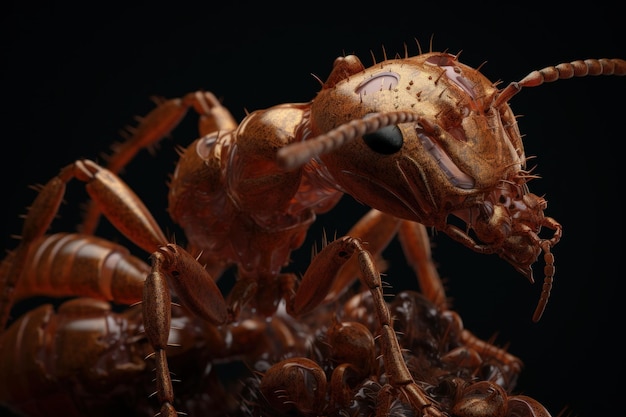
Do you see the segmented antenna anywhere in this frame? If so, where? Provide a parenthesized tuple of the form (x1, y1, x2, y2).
(495, 58, 626, 107)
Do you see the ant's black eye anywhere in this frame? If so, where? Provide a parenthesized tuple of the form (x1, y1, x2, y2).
(362, 125, 403, 154)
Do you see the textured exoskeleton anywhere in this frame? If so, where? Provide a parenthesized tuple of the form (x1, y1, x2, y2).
(1, 47, 624, 417)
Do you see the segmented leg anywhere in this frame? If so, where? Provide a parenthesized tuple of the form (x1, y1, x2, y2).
(288, 235, 445, 417)
(323, 208, 402, 304)
(1, 157, 168, 329)
(0, 157, 231, 417)
(1, 91, 275, 416)
(250, 212, 541, 416)
(81, 91, 238, 235)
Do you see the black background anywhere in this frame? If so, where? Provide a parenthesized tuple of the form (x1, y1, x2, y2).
(1, 2, 623, 416)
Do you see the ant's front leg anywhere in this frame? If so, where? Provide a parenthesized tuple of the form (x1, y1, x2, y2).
(287, 235, 445, 417)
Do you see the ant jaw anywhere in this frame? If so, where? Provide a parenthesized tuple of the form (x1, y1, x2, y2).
(498, 248, 536, 284)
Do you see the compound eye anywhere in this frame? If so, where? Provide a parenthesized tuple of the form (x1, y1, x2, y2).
(362, 125, 403, 154)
